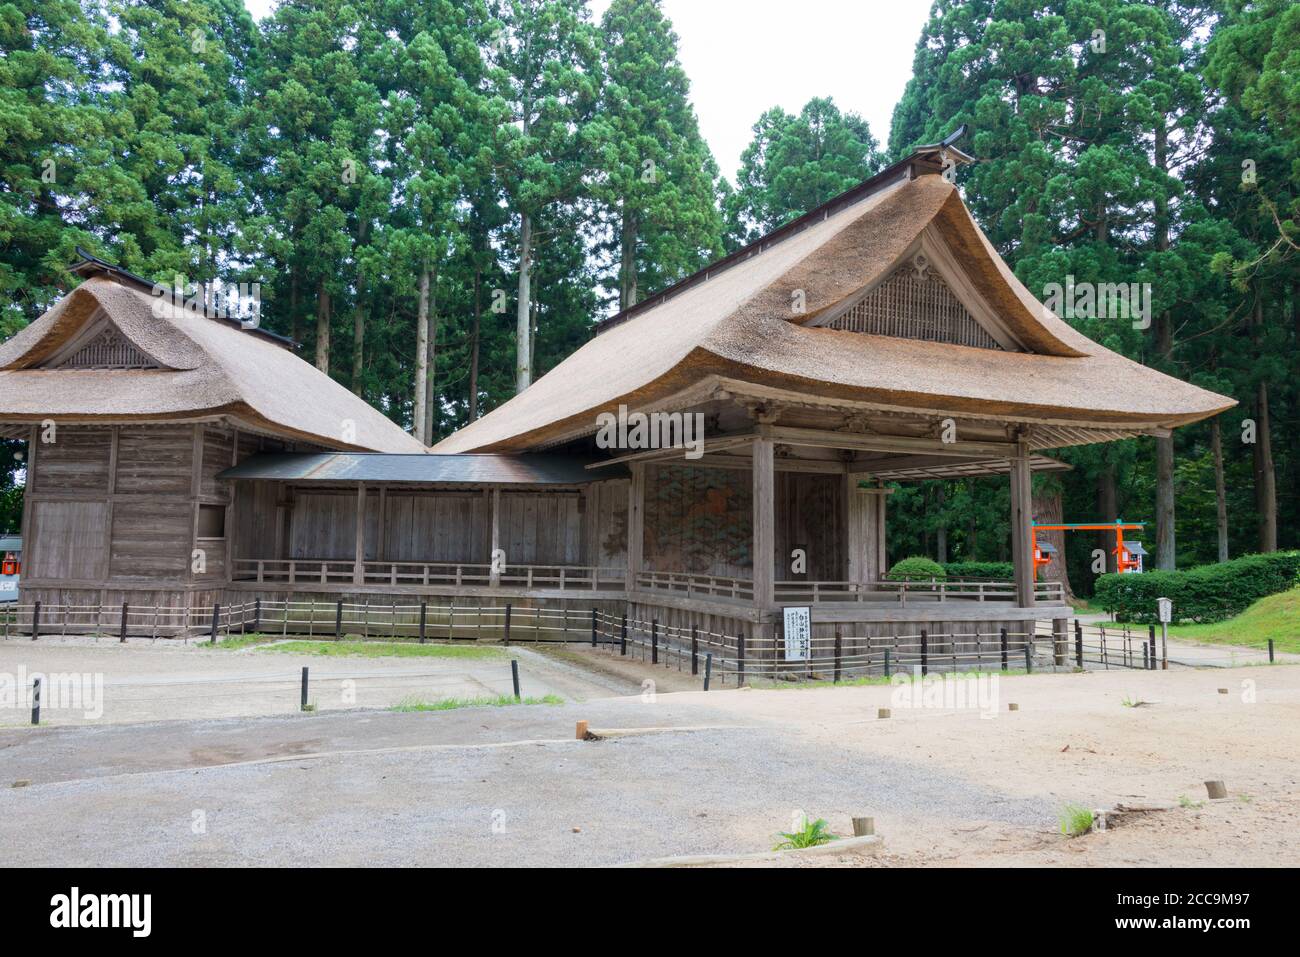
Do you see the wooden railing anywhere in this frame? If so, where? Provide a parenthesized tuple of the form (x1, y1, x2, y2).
(773, 576, 1066, 604)
(633, 571, 755, 602)
(231, 560, 624, 592)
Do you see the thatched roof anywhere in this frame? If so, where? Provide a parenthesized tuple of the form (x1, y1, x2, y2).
(0, 273, 425, 453)
(437, 157, 1233, 454)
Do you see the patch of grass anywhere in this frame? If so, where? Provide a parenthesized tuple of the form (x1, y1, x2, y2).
(1058, 803, 1094, 837)
(1118, 587, 1300, 654)
(773, 817, 837, 851)
(256, 640, 506, 660)
(212, 632, 279, 650)
(756, 667, 1032, 690)
(390, 693, 562, 712)
(1179, 794, 1205, 809)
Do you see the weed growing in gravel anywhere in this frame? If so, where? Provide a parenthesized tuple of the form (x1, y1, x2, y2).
(773, 817, 837, 850)
(1058, 803, 1094, 837)
(213, 633, 278, 650)
(1178, 795, 1205, 809)
(390, 694, 562, 712)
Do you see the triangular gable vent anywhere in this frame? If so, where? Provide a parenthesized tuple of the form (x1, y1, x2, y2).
(52, 325, 157, 369)
(822, 253, 1002, 350)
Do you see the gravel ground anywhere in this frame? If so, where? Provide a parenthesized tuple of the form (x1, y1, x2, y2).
(0, 696, 1053, 867)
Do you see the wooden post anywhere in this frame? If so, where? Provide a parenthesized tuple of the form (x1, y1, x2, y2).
(31, 600, 40, 641)
(511, 659, 521, 701)
(1075, 620, 1083, 668)
(752, 436, 775, 609)
(210, 603, 220, 644)
(884, 647, 892, 679)
(590, 607, 597, 647)
(119, 602, 128, 643)
(851, 817, 875, 837)
(651, 618, 659, 664)
(31, 676, 40, 725)
(490, 488, 502, 586)
(737, 633, 746, 685)
(620, 614, 627, 656)
(503, 603, 511, 645)
(334, 600, 343, 640)
(920, 628, 928, 676)
(703, 652, 713, 691)
(1000, 627, 1008, 671)
(626, 465, 645, 591)
(1052, 618, 1068, 666)
(353, 482, 366, 586)
(1009, 443, 1035, 607)
(419, 602, 427, 644)
(691, 626, 699, 675)
(300, 667, 309, 711)
(833, 627, 842, 683)
(1269, 639, 1275, 663)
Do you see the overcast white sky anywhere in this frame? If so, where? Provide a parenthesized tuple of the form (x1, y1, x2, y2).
(240, 0, 933, 180)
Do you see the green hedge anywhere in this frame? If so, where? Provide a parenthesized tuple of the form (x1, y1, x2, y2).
(888, 556, 946, 581)
(943, 561, 1015, 580)
(1094, 552, 1300, 624)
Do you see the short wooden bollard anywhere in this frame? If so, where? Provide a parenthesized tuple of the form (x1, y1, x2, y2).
(300, 667, 309, 711)
(1218, 688, 1228, 695)
(575, 720, 589, 740)
(1268, 639, 1275, 663)
(119, 601, 129, 643)
(31, 677, 40, 725)
(883, 648, 892, 679)
(833, 628, 843, 683)
(851, 817, 875, 837)
(210, 603, 220, 645)
(877, 707, 891, 719)
(703, 652, 713, 691)
(1205, 780, 1227, 800)
(511, 660, 521, 701)
(1008, 702, 1019, 712)
(1024, 642, 1032, 674)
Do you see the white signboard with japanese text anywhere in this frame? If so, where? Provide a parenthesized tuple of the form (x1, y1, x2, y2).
(783, 606, 812, 662)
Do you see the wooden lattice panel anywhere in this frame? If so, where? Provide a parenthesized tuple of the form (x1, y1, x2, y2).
(826, 257, 1002, 350)
(56, 327, 156, 369)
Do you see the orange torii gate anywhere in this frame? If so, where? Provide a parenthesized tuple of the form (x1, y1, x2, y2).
(1030, 521, 1146, 577)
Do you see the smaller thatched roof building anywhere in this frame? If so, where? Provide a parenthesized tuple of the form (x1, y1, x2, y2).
(0, 260, 424, 453)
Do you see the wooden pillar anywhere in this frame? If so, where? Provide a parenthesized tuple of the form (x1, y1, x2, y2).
(844, 475, 870, 584)
(875, 483, 888, 578)
(1009, 444, 1034, 607)
(582, 482, 600, 568)
(626, 464, 645, 591)
(490, 487, 501, 586)
(752, 436, 775, 608)
(353, 482, 366, 586)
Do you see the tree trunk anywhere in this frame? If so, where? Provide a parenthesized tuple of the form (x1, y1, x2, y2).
(1097, 464, 1117, 574)
(515, 212, 532, 393)
(1032, 486, 1074, 601)
(1254, 379, 1277, 552)
(934, 484, 947, 564)
(1210, 418, 1228, 562)
(352, 285, 365, 394)
(289, 266, 300, 344)
(412, 262, 430, 439)
(314, 279, 331, 374)
(1152, 121, 1176, 570)
(621, 211, 638, 310)
(468, 265, 481, 423)
(423, 275, 438, 445)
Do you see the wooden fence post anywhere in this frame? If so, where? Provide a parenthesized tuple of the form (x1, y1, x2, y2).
(119, 602, 128, 643)
(920, 628, 928, 677)
(253, 597, 261, 633)
(737, 633, 746, 685)
(691, 626, 699, 676)
(591, 607, 598, 647)
(620, 614, 627, 656)
(504, 603, 512, 646)
(651, 619, 659, 665)
(31, 676, 40, 725)
(511, 659, 521, 701)
(833, 627, 842, 683)
(703, 653, 713, 691)
(334, 600, 343, 641)
(31, 600, 40, 641)
(1075, 620, 1083, 669)
(419, 602, 427, 644)
(300, 667, 309, 711)
(999, 628, 1008, 671)
(210, 603, 220, 645)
